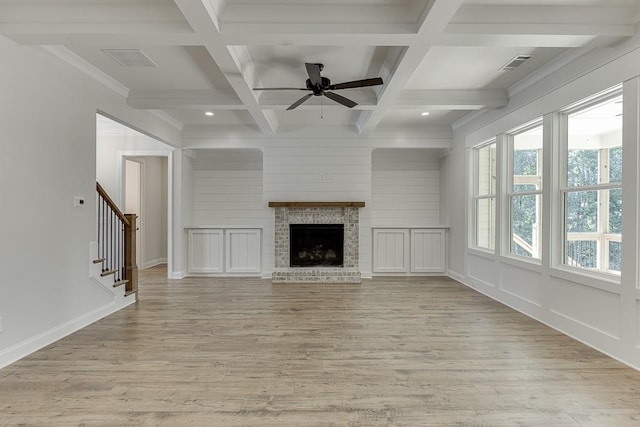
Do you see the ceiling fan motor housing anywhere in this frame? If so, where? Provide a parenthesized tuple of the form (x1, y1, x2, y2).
(306, 77, 331, 95)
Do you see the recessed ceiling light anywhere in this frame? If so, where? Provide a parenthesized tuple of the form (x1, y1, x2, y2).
(421, 112, 430, 116)
(205, 111, 214, 116)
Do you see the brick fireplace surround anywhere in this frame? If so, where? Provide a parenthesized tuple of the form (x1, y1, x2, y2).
(269, 202, 364, 283)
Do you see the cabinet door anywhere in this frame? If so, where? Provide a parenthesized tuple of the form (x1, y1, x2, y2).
(372, 229, 409, 273)
(225, 229, 261, 273)
(411, 229, 446, 273)
(188, 229, 224, 273)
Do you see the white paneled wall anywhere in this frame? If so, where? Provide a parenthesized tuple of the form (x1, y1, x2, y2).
(371, 149, 442, 227)
(410, 229, 446, 273)
(191, 150, 265, 227)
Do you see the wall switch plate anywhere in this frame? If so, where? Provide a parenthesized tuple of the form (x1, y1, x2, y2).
(74, 196, 85, 207)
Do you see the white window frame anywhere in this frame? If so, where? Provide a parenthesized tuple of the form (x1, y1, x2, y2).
(506, 121, 544, 261)
(472, 140, 497, 252)
(558, 90, 623, 278)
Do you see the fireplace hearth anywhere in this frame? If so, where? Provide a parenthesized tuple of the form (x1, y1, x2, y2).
(290, 224, 344, 267)
(269, 202, 364, 283)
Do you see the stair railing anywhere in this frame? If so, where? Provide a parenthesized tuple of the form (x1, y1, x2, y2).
(96, 182, 138, 296)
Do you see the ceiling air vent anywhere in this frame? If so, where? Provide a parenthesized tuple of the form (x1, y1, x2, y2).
(501, 55, 531, 71)
(102, 49, 157, 67)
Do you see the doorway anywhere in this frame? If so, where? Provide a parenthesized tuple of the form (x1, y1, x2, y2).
(124, 156, 169, 270)
(96, 113, 173, 276)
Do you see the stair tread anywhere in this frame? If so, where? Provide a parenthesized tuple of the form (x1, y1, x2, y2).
(113, 279, 129, 288)
(100, 269, 117, 277)
(92, 258, 105, 264)
(124, 290, 137, 297)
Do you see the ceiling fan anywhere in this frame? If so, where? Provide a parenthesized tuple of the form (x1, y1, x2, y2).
(252, 63, 383, 110)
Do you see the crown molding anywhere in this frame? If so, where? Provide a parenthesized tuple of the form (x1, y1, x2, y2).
(42, 45, 129, 97)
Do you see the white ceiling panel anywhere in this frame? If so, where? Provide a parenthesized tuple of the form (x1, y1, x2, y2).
(248, 45, 388, 90)
(404, 46, 566, 90)
(68, 46, 234, 92)
(2, 0, 639, 135)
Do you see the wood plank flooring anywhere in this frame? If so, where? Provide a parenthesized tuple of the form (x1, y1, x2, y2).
(2, 266, 640, 426)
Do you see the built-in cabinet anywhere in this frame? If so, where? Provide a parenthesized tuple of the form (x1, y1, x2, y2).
(372, 228, 446, 274)
(187, 228, 261, 275)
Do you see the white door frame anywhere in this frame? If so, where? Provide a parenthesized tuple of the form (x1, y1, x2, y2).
(117, 150, 174, 278)
(124, 158, 144, 267)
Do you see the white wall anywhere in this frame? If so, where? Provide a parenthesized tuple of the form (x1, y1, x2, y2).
(0, 36, 181, 367)
(447, 35, 640, 370)
(191, 149, 264, 227)
(96, 129, 173, 207)
(371, 149, 442, 227)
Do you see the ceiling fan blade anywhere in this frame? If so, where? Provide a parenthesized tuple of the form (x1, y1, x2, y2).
(329, 77, 384, 90)
(286, 93, 314, 110)
(305, 63, 323, 86)
(253, 87, 308, 91)
(324, 91, 357, 108)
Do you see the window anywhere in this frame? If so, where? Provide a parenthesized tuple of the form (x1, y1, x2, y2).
(474, 141, 497, 250)
(561, 94, 622, 275)
(508, 123, 543, 259)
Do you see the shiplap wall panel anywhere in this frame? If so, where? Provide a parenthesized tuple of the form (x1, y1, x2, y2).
(372, 149, 442, 227)
(191, 150, 266, 227)
(263, 140, 373, 274)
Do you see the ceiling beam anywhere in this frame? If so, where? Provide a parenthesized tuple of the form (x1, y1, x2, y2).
(126, 89, 506, 111)
(356, 0, 465, 135)
(127, 90, 243, 110)
(447, 23, 634, 38)
(3, 23, 607, 50)
(173, 0, 278, 134)
(395, 90, 508, 110)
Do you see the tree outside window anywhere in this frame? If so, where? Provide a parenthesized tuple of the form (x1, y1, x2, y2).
(562, 95, 622, 275)
(509, 124, 543, 259)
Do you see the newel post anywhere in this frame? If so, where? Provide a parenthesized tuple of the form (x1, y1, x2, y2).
(124, 214, 138, 298)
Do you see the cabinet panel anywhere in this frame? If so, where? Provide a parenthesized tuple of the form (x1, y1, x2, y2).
(188, 229, 224, 273)
(372, 229, 409, 273)
(226, 229, 261, 273)
(411, 229, 446, 273)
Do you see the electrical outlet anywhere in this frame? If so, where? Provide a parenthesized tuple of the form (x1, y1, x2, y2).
(74, 196, 85, 207)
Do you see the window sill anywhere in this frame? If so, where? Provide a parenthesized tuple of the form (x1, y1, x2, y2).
(499, 255, 542, 273)
(550, 265, 621, 294)
(468, 247, 496, 260)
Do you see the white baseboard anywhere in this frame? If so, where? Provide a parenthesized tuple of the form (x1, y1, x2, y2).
(142, 258, 167, 269)
(0, 298, 135, 370)
(169, 271, 185, 279)
(447, 269, 466, 284)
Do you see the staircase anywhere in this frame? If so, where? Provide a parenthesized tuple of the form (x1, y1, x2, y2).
(95, 182, 138, 299)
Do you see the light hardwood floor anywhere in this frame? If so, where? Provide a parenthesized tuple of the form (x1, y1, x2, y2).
(2, 267, 640, 426)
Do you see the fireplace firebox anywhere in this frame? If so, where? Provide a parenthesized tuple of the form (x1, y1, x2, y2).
(289, 224, 344, 267)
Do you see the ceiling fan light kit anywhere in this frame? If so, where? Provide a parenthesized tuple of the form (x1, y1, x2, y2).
(253, 62, 383, 110)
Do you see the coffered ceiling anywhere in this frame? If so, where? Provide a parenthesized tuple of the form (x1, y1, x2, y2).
(1, 0, 639, 136)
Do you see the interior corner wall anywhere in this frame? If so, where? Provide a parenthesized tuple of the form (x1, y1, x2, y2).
(444, 139, 467, 278)
(0, 36, 180, 368)
(371, 148, 443, 228)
